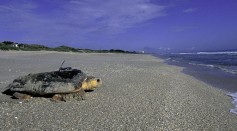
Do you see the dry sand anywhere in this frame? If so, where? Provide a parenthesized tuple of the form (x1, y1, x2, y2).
(0, 51, 236, 130)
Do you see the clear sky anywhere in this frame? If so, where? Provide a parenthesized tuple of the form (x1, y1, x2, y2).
(0, 0, 237, 51)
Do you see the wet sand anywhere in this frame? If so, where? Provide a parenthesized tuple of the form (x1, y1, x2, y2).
(0, 51, 236, 130)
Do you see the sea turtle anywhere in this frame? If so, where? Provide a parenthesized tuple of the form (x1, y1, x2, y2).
(2, 61, 102, 101)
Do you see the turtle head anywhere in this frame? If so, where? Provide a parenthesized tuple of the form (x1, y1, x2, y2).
(81, 76, 102, 91)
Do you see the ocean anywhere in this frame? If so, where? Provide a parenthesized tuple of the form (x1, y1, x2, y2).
(156, 51, 237, 115)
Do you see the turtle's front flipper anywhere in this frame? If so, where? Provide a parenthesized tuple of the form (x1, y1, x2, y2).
(61, 91, 85, 101)
(13, 92, 32, 99)
(52, 91, 85, 102)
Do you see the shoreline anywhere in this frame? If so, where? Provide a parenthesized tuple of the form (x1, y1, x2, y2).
(154, 54, 237, 116)
(154, 53, 237, 93)
(160, 56, 237, 93)
(182, 67, 237, 93)
(0, 51, 236, 130)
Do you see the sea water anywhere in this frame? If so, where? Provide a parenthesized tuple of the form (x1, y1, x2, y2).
(157, 51, 237, 115)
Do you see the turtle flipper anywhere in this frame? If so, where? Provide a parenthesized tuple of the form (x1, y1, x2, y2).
(13, 92, 32, 99)
(52, 90, 85, 102)
(52, 94, 63, 101)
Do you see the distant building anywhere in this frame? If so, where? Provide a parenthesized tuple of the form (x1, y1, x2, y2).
(11, 44, 19, 48)
(138, 51, 145, 54)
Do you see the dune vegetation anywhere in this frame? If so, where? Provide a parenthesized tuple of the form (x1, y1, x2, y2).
(0, 41, 137, 54)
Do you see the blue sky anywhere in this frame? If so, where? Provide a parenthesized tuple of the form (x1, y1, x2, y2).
(0, 0, 237, 51)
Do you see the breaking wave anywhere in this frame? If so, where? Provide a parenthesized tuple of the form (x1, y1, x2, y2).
(177, 51, 237, 55)
(227, 92, 237, 115)
(187, 63, 237, 75)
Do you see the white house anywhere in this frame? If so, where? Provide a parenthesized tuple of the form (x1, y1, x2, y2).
(12, 44, 19, 48)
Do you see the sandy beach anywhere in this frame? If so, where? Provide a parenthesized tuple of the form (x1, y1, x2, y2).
(0, 51, 236, 130)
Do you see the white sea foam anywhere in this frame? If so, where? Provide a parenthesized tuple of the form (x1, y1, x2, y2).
(177, 52, 195, 55)
(188, 62, 215, 68)
(227, 92, 237, 115)
(177, 51, 237, 55)
(197, 51, 237, 55)
(187, 63, 237, 75)
(166, 58, 171, 61)
(218, 67, 237, 75)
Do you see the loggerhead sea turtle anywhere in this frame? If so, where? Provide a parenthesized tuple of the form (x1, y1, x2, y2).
(2, 61, 102, 101)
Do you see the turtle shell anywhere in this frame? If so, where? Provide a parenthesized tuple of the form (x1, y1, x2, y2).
(3, 69, 87, 96)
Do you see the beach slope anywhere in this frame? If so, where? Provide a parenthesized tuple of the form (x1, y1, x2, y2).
(0, 51, 236, 130)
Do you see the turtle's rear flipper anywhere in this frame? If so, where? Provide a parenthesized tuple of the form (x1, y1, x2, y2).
(13, 92, 32, 99)
(52, 94, 63, 101)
